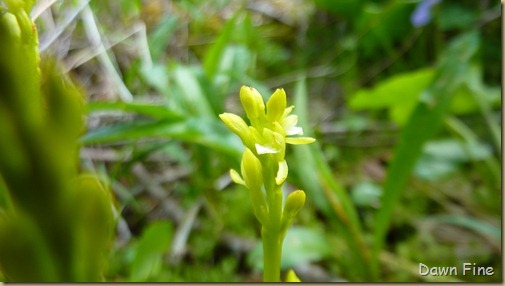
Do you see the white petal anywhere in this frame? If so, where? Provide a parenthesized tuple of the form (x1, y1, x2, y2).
(286, 126, 303, 136)
(282, 115, 298, 129)
(255, 143, 278, 155)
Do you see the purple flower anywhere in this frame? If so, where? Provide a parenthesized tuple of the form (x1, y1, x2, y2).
(411, 0, 442, 27)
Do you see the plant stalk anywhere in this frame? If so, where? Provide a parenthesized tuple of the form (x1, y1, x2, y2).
(262, 227, 282, 282)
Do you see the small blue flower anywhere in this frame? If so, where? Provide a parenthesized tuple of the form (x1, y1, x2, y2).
(411, 0, 442, 27)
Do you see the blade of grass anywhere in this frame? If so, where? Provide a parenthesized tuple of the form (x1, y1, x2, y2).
(293, 78, 374, 280)
(372, 31, 480, 273)
(79, 0, 133, 102)
(172, 66, 215, 117)
(129, 221, 173, 281)
(65, 23, 145, 72)
(0, 175, 12, 211)
(81, 118, 243, 160)
(445, 116, 500, 190)
(31, 0, 58, 20)
(86, 101, 183, 121)
(465, 67, 502, 155)
(38, 0, 91, 51)
(202, 11, 240, 79)
(149, 15, 179, 62)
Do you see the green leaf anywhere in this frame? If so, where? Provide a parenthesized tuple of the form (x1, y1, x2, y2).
(356, 1, 416, 58)
(130, 221, 173, 281)
(349, 68, 435, 126)
(351, 181, 382, 208)
(422, 139, 492, 163)
(312, 0, 364, 20)
(414, 156, 458, 181)
(414, 139, 493, 181)
(71, 174, 114, 281)
(0, 216, 59, 281)
(349, 65, 500, 126)
(438, 4, 477, 31)
(449, 65, 500, 117)
(280, 227, 332, 269)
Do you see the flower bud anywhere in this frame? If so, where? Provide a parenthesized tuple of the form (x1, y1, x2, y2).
(285, 269, 301, 282)
(241, 148, 263, 191)
(266, 88, 286, 122)
(283, 190, 306, 219)
(0, 12, 21, 40)
(240, 86, 265, 126)
(240, 148, 269, 224)
(219, 112, 253, 148)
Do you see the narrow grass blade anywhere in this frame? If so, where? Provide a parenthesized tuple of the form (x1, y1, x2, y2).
(293, 79, 374, 280)
(172, 66, 216, 117)
(203, 12, 240, 79)
(81, 118, 243, 159)
(372, 32, 480, 269)
(86, 101, 183, 121)
(149, 15, 179, 62)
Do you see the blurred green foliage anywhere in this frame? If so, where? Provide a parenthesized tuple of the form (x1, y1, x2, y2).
(0, 0, 500, 282)
(0, 0, 114, 281)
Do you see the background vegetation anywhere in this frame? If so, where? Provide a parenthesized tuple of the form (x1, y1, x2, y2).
(1, 0, 501, 282)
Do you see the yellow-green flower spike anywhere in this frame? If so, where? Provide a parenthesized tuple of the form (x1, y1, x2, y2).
(219, 86, 315, 282)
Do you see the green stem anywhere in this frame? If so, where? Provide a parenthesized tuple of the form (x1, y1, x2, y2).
(261, 156, 285, 282)
(262, 227, 282, 282)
